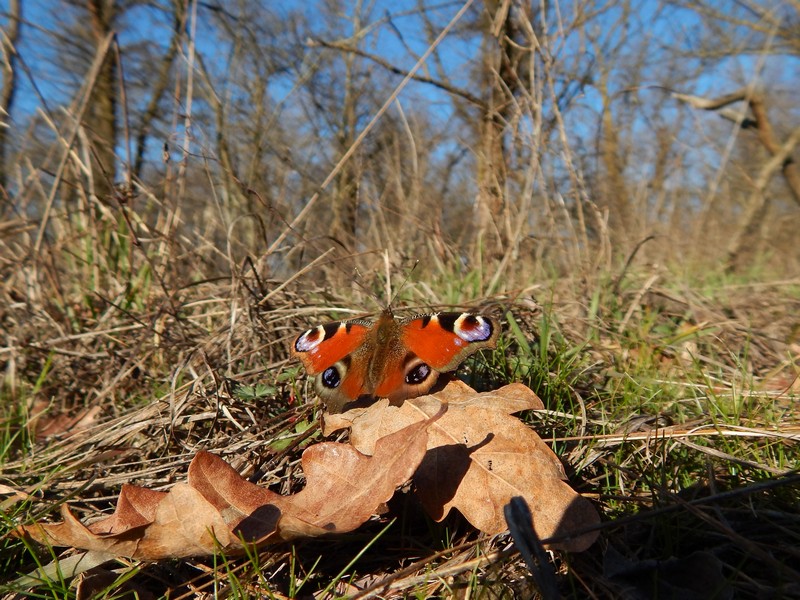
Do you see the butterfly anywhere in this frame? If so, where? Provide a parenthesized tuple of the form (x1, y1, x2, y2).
(292, 309, 499, 413)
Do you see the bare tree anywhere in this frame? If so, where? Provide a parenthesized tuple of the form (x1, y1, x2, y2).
(306, 0, 374, 252)
(132, 0, 186, 181)
(84, 0, 118, 201)
(0, 0, 20, 192)
(666, 1, 800, 271)
(11, 0, 797, 281)
(674, 89, 800, 269)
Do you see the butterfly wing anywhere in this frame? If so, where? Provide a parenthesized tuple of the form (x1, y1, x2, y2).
(292, 319, 375, 412)
(400, 313, 498, 371)
(292, 312, 498, 412)
(375, 312, 498, 402)
(291, 320, 371, 375)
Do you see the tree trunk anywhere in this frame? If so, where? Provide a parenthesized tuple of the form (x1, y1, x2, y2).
(474, 0, 529, 260)
(85, 0, 117, 201)
(329, 27, 360, 251)
(133, 0, 185, 180)
(0, 0, 21, 192)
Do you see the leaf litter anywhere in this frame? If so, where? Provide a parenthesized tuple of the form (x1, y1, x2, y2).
(325, 381, 599, 552)
(18, 410, 439, 558)
(16, 383, 598, 560)
(5, 279, 798, 597)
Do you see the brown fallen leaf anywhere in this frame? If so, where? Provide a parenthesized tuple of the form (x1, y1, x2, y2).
(325, 381, 599, 552)
(0, 483, 36, 508)
(89, 485, 167, 534)
(185, 451, 286, 544)
(268, 409, 440, 541)
(28, 399, 103, 441)
(22, 483, 238, 559)
(322, 381, 544, 436)
(19, 415, 435, 559)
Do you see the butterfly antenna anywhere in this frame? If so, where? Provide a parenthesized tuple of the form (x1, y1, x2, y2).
(389, 259, 419, 308)
(349, 262, 385, 313)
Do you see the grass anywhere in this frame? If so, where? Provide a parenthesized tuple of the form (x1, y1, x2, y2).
(2, 237, 798, 599)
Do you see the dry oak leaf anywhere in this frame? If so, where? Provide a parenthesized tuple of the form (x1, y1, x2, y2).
(325, 381, 600, 552)
(20, 483, 234, 559)
(28, 400, 103, 441)
(19, 416, 434, 559)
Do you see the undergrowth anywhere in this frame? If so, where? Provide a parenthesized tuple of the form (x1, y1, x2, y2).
(2, 235, 798, 598)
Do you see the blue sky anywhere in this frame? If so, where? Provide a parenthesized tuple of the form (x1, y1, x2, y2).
(7, 1, 795, 119)
(3, 0, 797, 185)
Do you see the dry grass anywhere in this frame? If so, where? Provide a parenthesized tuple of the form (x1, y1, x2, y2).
(1, 210, 799, 598)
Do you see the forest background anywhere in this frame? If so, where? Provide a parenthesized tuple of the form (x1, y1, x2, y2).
(4, 0, 799, 280)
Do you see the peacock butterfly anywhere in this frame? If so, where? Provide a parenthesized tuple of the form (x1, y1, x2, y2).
(292, 309, 499, 413)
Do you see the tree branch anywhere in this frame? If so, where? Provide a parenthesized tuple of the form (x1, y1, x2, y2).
(307, 37, 487, 109)
(674, 88, 800, 206)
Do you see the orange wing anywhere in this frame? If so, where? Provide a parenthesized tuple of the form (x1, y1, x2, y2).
(401, 313, 498, 372)
(291, 320, 371, 375)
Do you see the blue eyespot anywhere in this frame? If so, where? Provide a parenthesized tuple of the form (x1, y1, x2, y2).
(406, 363, 431, 385)
(321, 366, 341, 389)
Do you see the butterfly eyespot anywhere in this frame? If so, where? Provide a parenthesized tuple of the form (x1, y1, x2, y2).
(454, 314, 495, 342)
(405, 362, 432, 385)
(321, 366, 342, 389)
(294, 327, 323, 352)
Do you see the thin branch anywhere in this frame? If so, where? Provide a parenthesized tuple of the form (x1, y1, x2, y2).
(307, 37, 486, 109)
(674, 89, 800, 206)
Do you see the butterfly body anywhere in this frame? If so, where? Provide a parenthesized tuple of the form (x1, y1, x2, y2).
(292, 309, 498, 413)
